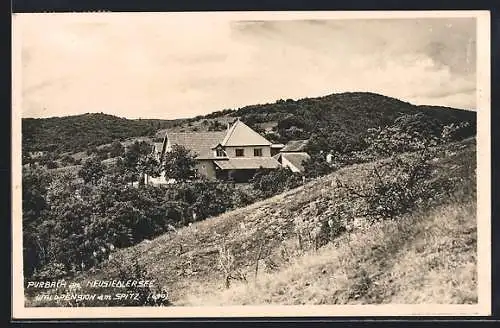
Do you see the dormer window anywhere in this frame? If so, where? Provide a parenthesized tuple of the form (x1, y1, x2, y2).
(254, 148, 263, 157)
(214, 144, 226, 157)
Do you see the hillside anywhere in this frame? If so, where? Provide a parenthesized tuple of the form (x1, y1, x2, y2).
(22, 92, 476, 156)
(27, 137, 476, 306)
(184, 198, 476, 305)
(228, 92, 476, 145)
(22, 113, 182, 154)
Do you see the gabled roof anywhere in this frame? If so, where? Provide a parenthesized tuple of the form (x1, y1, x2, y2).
(281, 152, 311, 172)
(221, 120, 272, 147)
(281, 139, 309, 152)
(214, 157, 281, 170)
(166, 131, 226, 159)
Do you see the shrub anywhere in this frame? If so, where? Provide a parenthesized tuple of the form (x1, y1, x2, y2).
(31, 262, 68, 280)
(331, 113, 467, 221)
(251, 167, 303, 198)
(162, 144, 198, 182)
(78, 157, 105, 185)
(60, 155, 77, 165)
(303, 153, 334, 179)
(336, 149, 448, 221)
(208, 120, 227, 131)
(86, 146, 98, 156)
(363, 112, 441, 158)
(137, 154, 161, 185)
(441, 121, 472, 142)
(45, 161, 58, 169)
(293, 200, 349, 252)
(217, 241, 237, 288)
(230, 186, 260, 208)
(163, 181, 239, 223)
(23, 166, 55, 275)
(109, 140, 125, 158)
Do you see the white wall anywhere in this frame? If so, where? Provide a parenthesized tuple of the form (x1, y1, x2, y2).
(224, 146, 271, 158)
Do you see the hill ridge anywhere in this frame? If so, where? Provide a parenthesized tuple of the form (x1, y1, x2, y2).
(22, 92, 476, 155)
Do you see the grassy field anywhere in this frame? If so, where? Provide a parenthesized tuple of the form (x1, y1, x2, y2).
(26, 138, 477, 307)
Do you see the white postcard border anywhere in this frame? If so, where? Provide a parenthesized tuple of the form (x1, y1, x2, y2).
(11, 10, 491, 319)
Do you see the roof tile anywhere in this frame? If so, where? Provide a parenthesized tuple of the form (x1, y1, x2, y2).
(281, 152, 311, 172)
(167, 132, 226, 159)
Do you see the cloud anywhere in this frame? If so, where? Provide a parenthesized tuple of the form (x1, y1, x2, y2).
(16, 14, 477, 119)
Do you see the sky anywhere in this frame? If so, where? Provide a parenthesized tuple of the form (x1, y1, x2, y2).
(15, 13, 477, 119)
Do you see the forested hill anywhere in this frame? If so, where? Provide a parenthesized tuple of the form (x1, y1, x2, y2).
(22, 92, 476, 154)
(22, 113, 181, 153)
(225, 92, 476, 147)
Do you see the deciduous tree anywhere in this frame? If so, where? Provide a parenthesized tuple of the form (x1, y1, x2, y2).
(78, 157, 105, 185)
(162, 145, 198, 182)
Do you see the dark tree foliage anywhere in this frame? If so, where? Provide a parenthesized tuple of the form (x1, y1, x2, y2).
(207, 120, 227, 132)
(162, 145, 198, 182)
(303, 112, 469, 180)
(263, 131, 282, 144)
(306, 131, 366, 155)
(109, 140, 125, 158)
(78, 157, 105, 185)
(22, 150, 33, 166)
(21, 113, 172, 154)
(250, 167, 303, 198)
(363, 112, 442, 158)
(45, 160, 58, 169)
(60, 154, 77, 166)
(22, 93, 476, 158)
(22, 166, 51, 224)
(22, 158, 260, 279)
(303, 153, 334, 179)
(335, 113, 463, 221)
(162, 181, 240, 224)
(87, 145, 98, 156)
(122, 141, 153, 183)
(22, 166, 52, 276)
(205, 108, 236, 119)
(234, 92, 475, 150)
(137, 154, 161, 185)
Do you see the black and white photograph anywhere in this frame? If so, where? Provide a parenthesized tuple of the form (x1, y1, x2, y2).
(12, 11, 491, 318)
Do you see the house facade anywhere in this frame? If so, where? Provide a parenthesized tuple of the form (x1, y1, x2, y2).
(150, 120, 285, 183)
(148, 119, 312, 184)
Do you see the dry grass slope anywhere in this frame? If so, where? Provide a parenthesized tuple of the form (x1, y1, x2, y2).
(27, 138, 476, 306)
(183, 198, 476, 305)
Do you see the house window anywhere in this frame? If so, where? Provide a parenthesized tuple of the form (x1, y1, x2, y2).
(254, 148, 263, 157)
(216, 149, 225, 157)
(235, 149, 244, 157)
